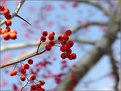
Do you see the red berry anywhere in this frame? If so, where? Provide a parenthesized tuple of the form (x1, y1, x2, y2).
(61, 53, 67, 59)
(5, 20, 12, 26)
(42, 31, 48, 36)
(60, 41, 67, 45)
(20, 69, 26, 74)
(0, 5, 5, 11)
(58, 36, 63, 41)
(49, 32, 55, 35)
(9, 32, 17, 40)
(30, 74, 36, 80)
(67, 41, 74, 48)
(39, 80, 45, 86)
(45, 45, 51, 51)
(49, 41, 55, 46)
(69, 53, 77, 60)
(65, 29, 72, 36)
(66, 48, 72, 54)
(24, 64, 29, 69)
(2, 8, 9, 15)
(5, 27, 10, 32)
(28, 59, 33, 65)
(41, 36, 46, 42)
(5, 14, 11, 19)
(60, 46, 66, 52)
(63, 35, 69, 41)
(10, 70, 17, 76)
(48, 35, 54, 40)
(2, 33, 10, 40)
(20, 75, 26, 81)
(30, 85, 36, 90)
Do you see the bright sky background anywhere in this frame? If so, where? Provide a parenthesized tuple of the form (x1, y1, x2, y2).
(0, 0, 120, 90)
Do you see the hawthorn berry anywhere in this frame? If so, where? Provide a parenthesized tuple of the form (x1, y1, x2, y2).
(49, 31, 55, 35)
(9, 32, 17, 40)
(49, 41, 55, 46)
(2, 33, 10, 40)
(65, 29, 72, 36)
(60, 46, 66, 52)
(28, 59, 33, 65)
(30, 74, 36, 80)
(48, 35, 54, 40)
(39, 80, 45, 86)
(20, 75, 26, 81)
(58, 36, 63, 41)
(23, 64, 29, 69)
(20, 69, 26, 74)
(5, 20, 12, 26)
(42, 31, 48, 36)
(41, 36, 46, 42)
(63, 35, 69, 41)
(10, 70, 17, 76)
(45, 45, 51, 51)
(2, 8, 9, 15)
(69, 53, 77, 60)
(61, 53, 67, 59)
(30, 85, 36, 90)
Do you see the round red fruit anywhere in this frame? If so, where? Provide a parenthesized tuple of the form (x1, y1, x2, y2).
(65, 29, 72, 36)
(24, 64, 29, 69)
(28, 59, 33, 65)
(42, 31, 48, 36)
(20, 75, 26, 81)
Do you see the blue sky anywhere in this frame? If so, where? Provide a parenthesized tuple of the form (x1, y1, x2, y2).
(0, 0, 120, 90)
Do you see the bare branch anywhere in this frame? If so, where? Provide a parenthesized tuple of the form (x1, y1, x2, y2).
(108, 50, 119, 91)
(56, 3, 121, 90)
(0, 21, 107, 52)
(0, 0, 25, 26)
(70, 0, 110, 16)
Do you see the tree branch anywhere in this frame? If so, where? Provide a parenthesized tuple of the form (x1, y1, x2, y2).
(0, 21, 107, 52)
(0, 0, 25, 26)
(108, 50, 119, 91)
(71, 0, 110, 16)
(56, 3, 121, 90)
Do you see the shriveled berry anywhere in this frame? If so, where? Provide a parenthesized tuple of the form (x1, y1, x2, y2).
(20, 75, 26, 81)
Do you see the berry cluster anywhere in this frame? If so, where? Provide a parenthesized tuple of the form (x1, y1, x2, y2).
(9, 59, 45, 91)
(58, 30, 76, 60)
(30, 80, 45, 91)
(0, 5, 17, 40)
(40, 31, 55, 51)
(40, 30, 76, 60)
